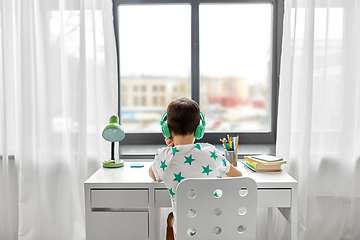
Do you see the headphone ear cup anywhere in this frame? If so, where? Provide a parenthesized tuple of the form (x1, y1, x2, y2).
(162, 123, 171, 138)
(194, 124, 205, 139)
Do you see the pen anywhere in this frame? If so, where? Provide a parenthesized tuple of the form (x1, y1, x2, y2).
(226, 142, 230, 151)
(236, 136, 239, 151)
(219, 138, 226, 150)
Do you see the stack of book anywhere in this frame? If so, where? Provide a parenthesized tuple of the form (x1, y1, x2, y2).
(242, 154, 286, 172)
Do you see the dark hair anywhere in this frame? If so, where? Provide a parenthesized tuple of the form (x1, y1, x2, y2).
(167, 98, 200, 136)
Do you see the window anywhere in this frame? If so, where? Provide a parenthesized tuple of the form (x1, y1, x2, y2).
(199, 4, 272, 132)
(113, 0, 283, 145)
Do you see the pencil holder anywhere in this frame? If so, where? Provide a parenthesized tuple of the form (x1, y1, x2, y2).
(225, 150, 238, 166)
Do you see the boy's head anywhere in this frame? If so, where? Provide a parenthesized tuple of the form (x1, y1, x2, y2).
(167, 98, 200, 137)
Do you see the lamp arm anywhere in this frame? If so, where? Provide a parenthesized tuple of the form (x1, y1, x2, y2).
(111, 142, 115, 160)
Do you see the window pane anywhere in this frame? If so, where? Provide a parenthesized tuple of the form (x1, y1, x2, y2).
(199, 3, 272, 132)
(118, 5, 191, 132)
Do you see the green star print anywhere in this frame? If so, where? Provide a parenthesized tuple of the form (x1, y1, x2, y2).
(160, 160, 167, 171)
(169, 188, 175, 197)
(210, 151, 218, 161)
(173, 172, 185, 183)
(184, 154, 195, 165)
(172, 147, 180, 156)
(202, 165, 213, 176)
(222, 159, 227, 166)
(194, 143, 202, 150)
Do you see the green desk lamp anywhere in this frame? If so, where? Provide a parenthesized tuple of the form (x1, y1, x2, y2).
(102, 115, 125, 168)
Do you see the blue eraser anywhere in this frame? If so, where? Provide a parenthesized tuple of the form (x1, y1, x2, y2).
(130, 163, 144, 168)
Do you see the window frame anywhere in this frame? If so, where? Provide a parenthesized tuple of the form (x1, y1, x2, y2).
(112, 0, 284, 145)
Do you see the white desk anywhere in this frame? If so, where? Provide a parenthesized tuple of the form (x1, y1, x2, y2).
(85, 162, 298, 240)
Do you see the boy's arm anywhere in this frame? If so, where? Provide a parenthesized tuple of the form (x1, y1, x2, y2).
(149, 165, 156, 181)
(226, 164, 242, 177)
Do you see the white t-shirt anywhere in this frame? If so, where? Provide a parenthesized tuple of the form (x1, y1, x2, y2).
(151, 143, 231, 232)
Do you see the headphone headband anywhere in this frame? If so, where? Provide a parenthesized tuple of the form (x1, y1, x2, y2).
(199, 112, 206, 127)
(160, 112, 167, 126)
(160, 111, 206, 139)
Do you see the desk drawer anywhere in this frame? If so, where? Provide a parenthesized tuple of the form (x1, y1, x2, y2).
(91, 189, 148, 208)
(258, 189, 291, 207)
(155, 189, 171, 207)
(87, 212, 148, 240)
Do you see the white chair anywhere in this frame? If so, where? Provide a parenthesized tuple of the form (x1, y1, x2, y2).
(175, 177, 257, 240)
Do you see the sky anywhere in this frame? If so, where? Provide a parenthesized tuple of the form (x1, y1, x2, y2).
(118, 4, 272, 84)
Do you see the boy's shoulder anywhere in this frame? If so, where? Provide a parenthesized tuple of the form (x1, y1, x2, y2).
(197, 142, 217, 149)
(156, 146, 172, 156)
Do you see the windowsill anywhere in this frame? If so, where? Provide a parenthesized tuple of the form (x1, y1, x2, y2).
(119, 143, 276, 161)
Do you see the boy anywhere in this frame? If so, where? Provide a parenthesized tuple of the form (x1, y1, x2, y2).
(149, 98, 242, 240)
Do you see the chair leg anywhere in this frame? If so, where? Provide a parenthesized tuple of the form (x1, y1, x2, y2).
(166, 212, 175, 240)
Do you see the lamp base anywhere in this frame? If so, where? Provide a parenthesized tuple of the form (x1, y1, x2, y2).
(103, 159, 124, 168)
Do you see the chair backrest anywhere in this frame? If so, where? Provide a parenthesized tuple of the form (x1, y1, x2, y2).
(175, 177, 257, 240)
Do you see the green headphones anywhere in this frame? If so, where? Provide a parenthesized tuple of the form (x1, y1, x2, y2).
(160, 112, 206, 139)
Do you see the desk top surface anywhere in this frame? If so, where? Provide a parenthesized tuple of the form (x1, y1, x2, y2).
(85, 161, 298, 189)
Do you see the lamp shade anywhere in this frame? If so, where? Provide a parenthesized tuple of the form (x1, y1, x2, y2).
(102, 115, 125, 142)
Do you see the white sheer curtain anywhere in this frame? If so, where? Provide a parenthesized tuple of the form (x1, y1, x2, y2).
(276, 0, 360, 239)
(0, 0, 117, 239)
